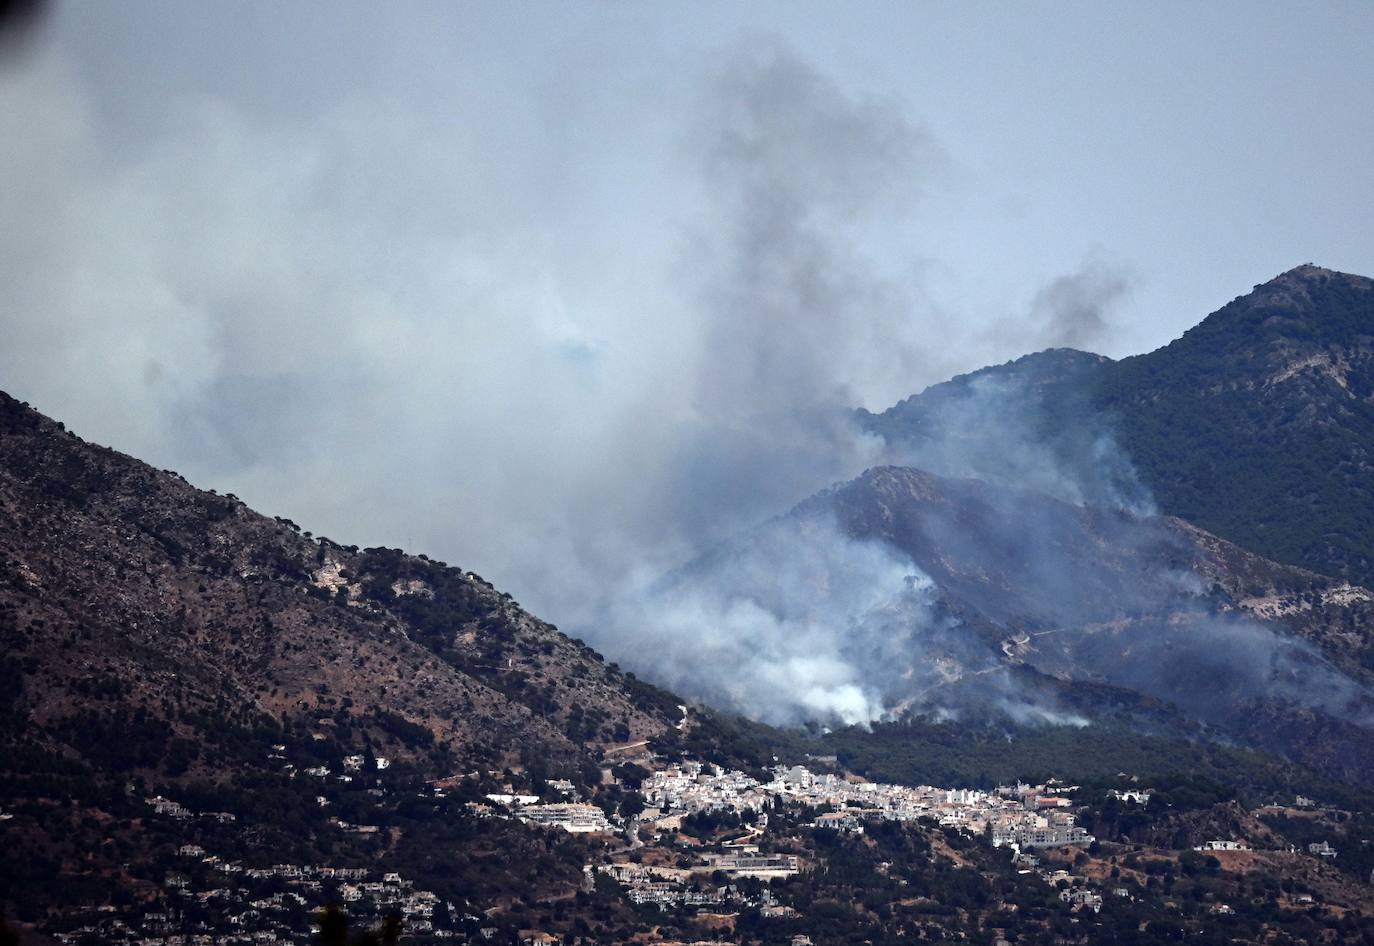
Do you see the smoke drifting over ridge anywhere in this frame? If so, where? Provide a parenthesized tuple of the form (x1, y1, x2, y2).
(3, 30, 1370, 742)
(0, 41, 975, 616)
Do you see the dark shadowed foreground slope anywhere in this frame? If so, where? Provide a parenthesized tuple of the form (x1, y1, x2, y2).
(0, 389, 692, 925)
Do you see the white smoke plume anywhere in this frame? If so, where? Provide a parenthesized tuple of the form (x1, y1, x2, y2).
(608, 514, 936, 726)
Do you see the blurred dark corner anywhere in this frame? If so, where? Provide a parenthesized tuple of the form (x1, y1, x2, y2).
(0, 0, 51, 65)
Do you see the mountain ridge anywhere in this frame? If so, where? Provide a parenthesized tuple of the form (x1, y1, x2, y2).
(863, 263, 1374, 585)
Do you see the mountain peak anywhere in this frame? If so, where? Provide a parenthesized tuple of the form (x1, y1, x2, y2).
(867, 347, 1109, 419)
(1244, 263, 1373, 311)
(1270, 262, 1341, 282)
(1156, 263, 1374, 358)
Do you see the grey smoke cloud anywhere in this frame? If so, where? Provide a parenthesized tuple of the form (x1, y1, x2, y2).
(859, 350, 1154, 513)
(0, 37, 993, 724)
(846, 386, 1374, 741)
(0, 41, 955, 630)
(1032, 259, 1133, 350)
(660, 44, 945, 550)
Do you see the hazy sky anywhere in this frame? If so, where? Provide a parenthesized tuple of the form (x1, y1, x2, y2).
(3, 2, 1372, 626)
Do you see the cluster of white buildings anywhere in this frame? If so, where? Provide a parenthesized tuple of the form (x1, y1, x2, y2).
(341, 753, 390, 771)
(147, 795, 192, 818)
(598, 858, 799, 910)
(1108, 789, 1152, 805)
(640, 763, 1093, 851)
(642, 761, 774, 814)
(475, 792, 615, 834)
(146, 795, 236, 824)
(518, 803, 614, 834)
(990, 813, 1093, 849)
(338, 874, 441, 930)
(1059, 887, 1103, 913)
(50, 849, 456, 946)
(268, 743, 390, 782)
(599, 865, 732, 909)
(703, 850, 801, 879)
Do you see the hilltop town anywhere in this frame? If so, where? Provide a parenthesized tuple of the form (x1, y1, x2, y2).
(38, 717, 1374, 946)
(41, 730, 1109, 946)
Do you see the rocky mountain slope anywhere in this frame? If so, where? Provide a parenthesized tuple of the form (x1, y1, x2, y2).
(0, 389, 675, 786)
(861, 264, 1374, 586)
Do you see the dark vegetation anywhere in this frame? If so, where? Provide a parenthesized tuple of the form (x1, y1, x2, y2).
(1101, 266, 1374, 585)
(1260, 809, 1374, 885)
(820, 718, 1374, 812)
(312, 905, 402, 946)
